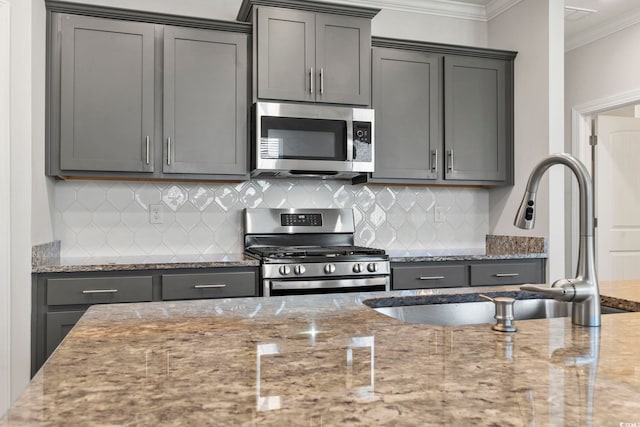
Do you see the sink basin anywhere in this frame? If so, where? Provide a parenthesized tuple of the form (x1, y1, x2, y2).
(371, 296, 625, 326)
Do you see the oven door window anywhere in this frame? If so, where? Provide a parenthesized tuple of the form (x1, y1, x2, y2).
(260, 117, 347, 161)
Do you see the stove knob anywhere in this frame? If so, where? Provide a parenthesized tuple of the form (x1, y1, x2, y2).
(294, 265, 306, 275)
(367, 263, 379, 273)
(353, 263, 363, 273)
(324, 264, 336, 274)
(279, 265, 291, 276)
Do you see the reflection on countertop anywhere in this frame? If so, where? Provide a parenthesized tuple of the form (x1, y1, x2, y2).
(3, 282, 640, 426)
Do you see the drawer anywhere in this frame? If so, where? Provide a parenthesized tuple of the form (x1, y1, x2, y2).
(392, 265, 466, 290)
(46, 276, 153, 306)
(469, 262, 543, 286)
(162, 271, 257, 300)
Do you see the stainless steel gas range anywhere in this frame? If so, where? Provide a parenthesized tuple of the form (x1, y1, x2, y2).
(243, 208, 390, 297)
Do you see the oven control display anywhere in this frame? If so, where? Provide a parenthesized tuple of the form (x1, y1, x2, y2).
(281, 213, 322, 226)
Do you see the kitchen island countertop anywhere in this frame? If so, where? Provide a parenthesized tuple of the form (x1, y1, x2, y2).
(3, 281, 640, 426)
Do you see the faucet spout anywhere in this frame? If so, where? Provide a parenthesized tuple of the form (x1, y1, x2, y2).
(515, 153, 600, 327)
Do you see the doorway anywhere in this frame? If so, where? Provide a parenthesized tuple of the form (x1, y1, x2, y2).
(572, 91, 640, 282)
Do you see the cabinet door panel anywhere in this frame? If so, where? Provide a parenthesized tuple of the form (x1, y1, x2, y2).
(45, 311, 85, 359)
(372, 48, 441, 181)
(163, 27, 247, 175)
(315, 14, 370, 105)
(257, 7, 314, 102)
(59, 14, 154, 172)
(444, 56, 506, 182)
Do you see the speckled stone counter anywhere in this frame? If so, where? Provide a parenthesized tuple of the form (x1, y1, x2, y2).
(3, 282, 640, 426)
(32, 253, 259, 273)
(388, 250, 547, 263)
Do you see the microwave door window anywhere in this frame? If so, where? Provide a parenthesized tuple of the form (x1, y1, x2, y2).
(260, 117, 347, 161)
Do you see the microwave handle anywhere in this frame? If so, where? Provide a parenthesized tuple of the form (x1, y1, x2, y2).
(347, 130, 354, 161)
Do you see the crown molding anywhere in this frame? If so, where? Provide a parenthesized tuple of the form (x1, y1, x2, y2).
(566, 7, 640, 52)
(324, 0, 521, 21)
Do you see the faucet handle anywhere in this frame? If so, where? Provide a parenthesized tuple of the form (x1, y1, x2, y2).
(520, 284, 575, 301)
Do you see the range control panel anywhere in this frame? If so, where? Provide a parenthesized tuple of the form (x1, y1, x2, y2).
(280, 213, 322, 227)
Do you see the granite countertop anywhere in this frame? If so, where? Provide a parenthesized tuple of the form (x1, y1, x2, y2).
(387, 250, 547, 262)
(32, 253, 260, 273)
(3, 281, 640, 426)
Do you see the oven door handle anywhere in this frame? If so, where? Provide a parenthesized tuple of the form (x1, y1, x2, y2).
(270, 277, 388, 291)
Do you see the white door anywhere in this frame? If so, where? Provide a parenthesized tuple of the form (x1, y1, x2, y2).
(595, 115, 640, 281)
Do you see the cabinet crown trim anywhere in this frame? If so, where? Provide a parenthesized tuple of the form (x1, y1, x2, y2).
(45, 0, 252, 33)
(372, 36, 517, 61)
(237, 0, 380, 21)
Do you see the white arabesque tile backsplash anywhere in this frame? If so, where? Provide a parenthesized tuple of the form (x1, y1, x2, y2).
(53, 180, 489, 257)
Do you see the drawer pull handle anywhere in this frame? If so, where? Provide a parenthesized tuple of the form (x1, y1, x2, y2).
(82, 289, 118, 294)
(419, 276, 445, 280)
(494, 273, 519, 278)
(194, 284, 227, 289)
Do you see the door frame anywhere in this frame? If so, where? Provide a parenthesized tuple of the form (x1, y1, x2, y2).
(570, 88, 640, 275)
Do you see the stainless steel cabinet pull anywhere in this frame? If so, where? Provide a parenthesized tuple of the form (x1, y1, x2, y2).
(167, 137, 171, 165)
(431, 149, 438, 173)
(320, 68, 324, 94)
(193, 284, 227, 289)
(82, 289, 118, 294)
(309, 67, 314, 94)
(145, 136, 150, 165)
(447, 149, 454, 171)
(494, 273, 519, 278)
(419, 276, 445, 280)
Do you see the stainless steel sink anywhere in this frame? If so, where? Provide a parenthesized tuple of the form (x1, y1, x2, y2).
(373, 298, 625, 326)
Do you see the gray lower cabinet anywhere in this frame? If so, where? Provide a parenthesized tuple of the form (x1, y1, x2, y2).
(255, 6, 371, 105)
(391, 259, 545, 290)
(162, 271, 257, 300)
(365, 39, 516, 186)
(32, 266, 258, 376)
(47, 4, 250, 180)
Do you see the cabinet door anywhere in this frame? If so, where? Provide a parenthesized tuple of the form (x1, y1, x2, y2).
(444, 56, 506, 182)
(257, 7, 315, 102)
(46, 310, 85, 360)
(372, 48, 441, 181)
(315, 13, 370, 105)
(163, 27, 248, 175)
(59, 14, 154, 172)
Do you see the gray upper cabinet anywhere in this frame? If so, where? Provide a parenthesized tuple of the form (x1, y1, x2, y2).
(444, 56, 507, 182)
(58, 14, 155, 173)
(46, 3, 251, 180)
(249, 3, 376, 106)
(163, 26, 247, 175)
(256, 7, 315, 102)
(371, 48, 441, 181)
(364, 38, 516, 186)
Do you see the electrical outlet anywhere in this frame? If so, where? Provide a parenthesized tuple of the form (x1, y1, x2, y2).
(149, 204, 163, 224)
(434, 206, 446, 223)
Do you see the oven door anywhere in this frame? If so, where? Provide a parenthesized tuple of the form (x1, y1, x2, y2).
(264, 276, 389, 297)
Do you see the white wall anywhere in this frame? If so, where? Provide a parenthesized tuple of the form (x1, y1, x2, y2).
(565, 22, 640, 136)
(487, 0, 565, 281)
(0, 0, 11, 417)
(3, 0, 42, 416)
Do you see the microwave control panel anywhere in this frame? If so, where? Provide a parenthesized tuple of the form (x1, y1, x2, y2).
(353, 122, 372, 162)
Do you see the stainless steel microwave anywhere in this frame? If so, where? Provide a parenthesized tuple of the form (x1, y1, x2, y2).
(251, 102, 375, 179)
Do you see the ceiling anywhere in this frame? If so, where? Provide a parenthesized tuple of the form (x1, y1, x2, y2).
(341, 0, 640, 51)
